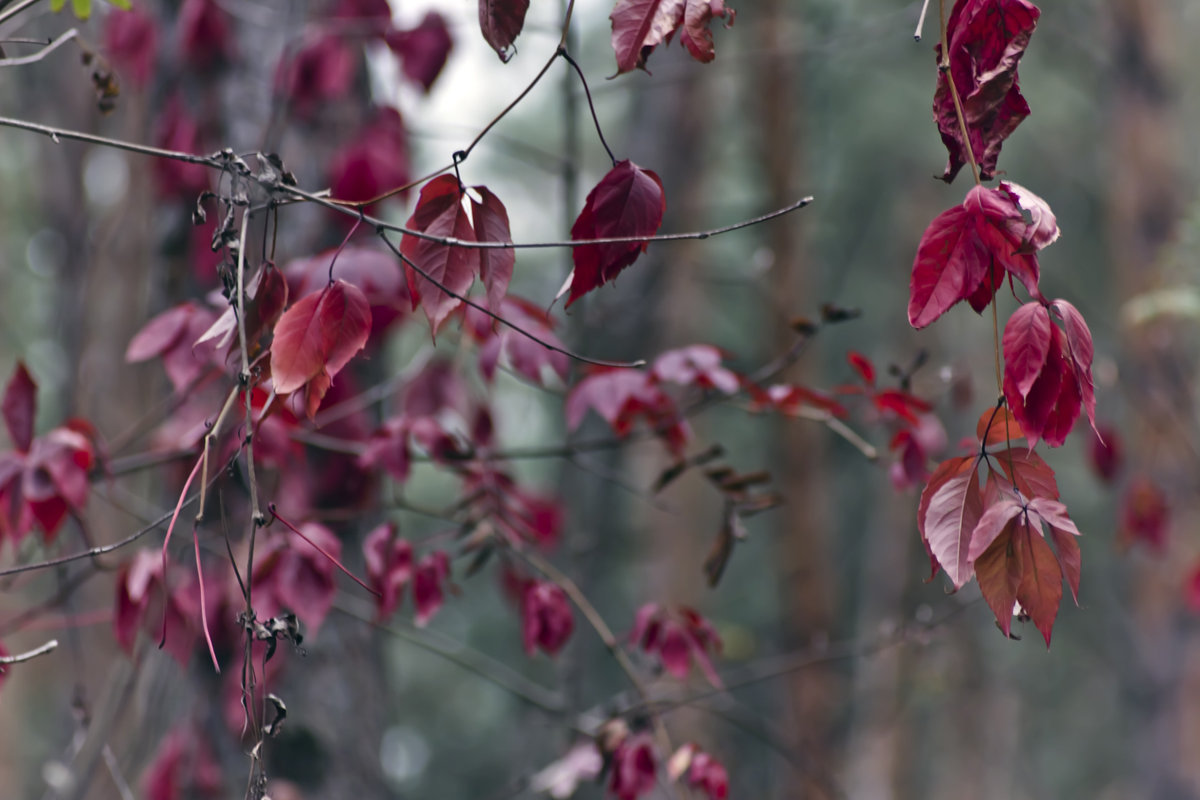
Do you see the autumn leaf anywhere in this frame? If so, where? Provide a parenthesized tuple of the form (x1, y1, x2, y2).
(909, 185, 1042, 328)
(3, 362, 37, 453)
(471, 186, 515, 312)
(933, 0, 1040, 182)
(566, 160, 665, 306)
(270, 280, 371, 414)
(918, 455, 984, 588)
(401, 175, 479, 334)
(610, 0, 735, 75)
(478, 0, 530, 62)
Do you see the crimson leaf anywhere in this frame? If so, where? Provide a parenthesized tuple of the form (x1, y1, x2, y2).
(401, 175, 479, 334)
(566, 160, 665, 306)
(478, 0, 529, 62)
(610, 0, 735, 75)
(3, 362, 36, 453)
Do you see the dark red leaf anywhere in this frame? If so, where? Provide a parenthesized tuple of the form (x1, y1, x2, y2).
(471, 186, 515, 312)
(104, 7, 158, 88)
(413, 550, 451, 627)
(609, 734, 657, 800)
(1088, 424, 1122, 483)
(566, 160, 665, 307)
(141, 725, 224, 800)
(847, 350, 875, 386)
(994, 447, 1059, 501)
(933, 0, 1039, 182)
(1013, 520, 1062, 646)
(1003, 323, 1066, 448)
(3, 362, 37, 453)
(688, 751, 730, 800)
(1028, 496, 1082, 604)
(363, 522, 413, 620)
(253, 525, 340, 632)
(177, 0, 234, 71)
(275, 34, 356, 116)
(478, 0, 529, 62)
(1119, 476, 1168, 553)
(329, 108, 410, 211)
(761, 384, 848, 418)
(386, 12, 454, 93)
(1003, 302, 1052, 399)
(1051, 298, 1097, 432)
(153, 97, 210, 198)
(975, 521, 1020, 637)
(521, 580, 574, 657)
(270, 280, 371, 400)
(610, 0, 734, 75)
(401, 175, 479, 334)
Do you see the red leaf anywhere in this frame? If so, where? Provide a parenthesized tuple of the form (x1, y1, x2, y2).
(471, 186, 515, 312)
(463, 297, 570, 386)
(1004, 324, 1066, 448)
(688, 751, 730, 800)
(413, 550, 451, 627)
(609, 734, 657, 800)
(252, 526, 340, 633)
(847, 351, 875, 386)
(609, 0, 734, 75)
(153, 97, 210, 199)
(1119, 476, 1168, 553)
(1088, 424, 1122, 483)
(3, 362, 36, 453)
(1013, 520, 1062, 646)
(909, 185, 1040, 328)
(363, 522, 413, 620)
(478, 0, 529, 62)
(1028, 496, 1082, 603)
(177, 0, 234, 71)
(994, 447, 1059, 500)
(566, 160, 665, 307)
(275, 34, 356, 116)
(126, 303, 196, 363)
(401, 175, 479, 334)
(1002, 302, 1052, 399)
(104, 7, 158, 89)
(975, 522, 1020, 637)
(1000, 182, 1061, 252)
(329, 108, 410, 210)
(1051, 298, 1097, 432)
(967, 491, 1023, 562)
(933, 0, 1039, 182)
(141, 725, 224, 800)
(761, 384, 848, 419)
(386, 11, 454, 93)
(521, 580, 574, 657)
(270, 280, 371, 398)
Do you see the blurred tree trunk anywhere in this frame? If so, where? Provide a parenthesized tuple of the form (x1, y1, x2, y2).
(1104, 2, 1192, 798)
(752, 2, 840, 796)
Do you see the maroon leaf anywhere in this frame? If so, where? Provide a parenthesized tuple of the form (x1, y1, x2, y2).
(1088, 424, 1122, 483)
(270, 280, 371, 400)
(994, 447, 1059, 501)
(1050, 298, 1097, 432)
(363, 522, 413, 620)
(566, 160, 665, 307)
(153, 97, 210, 199)
(177, 0, 234, 71)
(1028, 496, 1082, 603)
(974, 521, 1020, 637)
(413, 550, 451, 627)
(610, 0, 734, 75)
(3, 362, 37, 453)
(1119, 476, 1168, 553)
(609, 734, 657, 800)
(401, 175, 479, 334)
(1014, 520, 1062, 646)
(471, 186, 515, 312)
(386, 11, 453, 93)
(933, 0, 1040, 182)
(566, 368, 687, 454)
(687, 751, 730, 800)
(253, 525, 340, 632)
(521, 580, 574, 657)
(275, 34, 356, 116)
(478, 0, 529, 62)
(1002, 302, 1052, 399)
(104, 7, 158, 88)
(1003, 323, 1066, 448)
(141, 725, 224, 800)
(329, 108, 410, 210)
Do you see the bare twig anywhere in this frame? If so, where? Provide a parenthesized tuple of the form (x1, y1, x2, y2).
(0, 28, 76, 67)
(0, 637, 58, 665)
(0, 0, 40, 28)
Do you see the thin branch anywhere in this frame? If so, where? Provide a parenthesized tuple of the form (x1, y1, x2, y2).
(0, 28, 75, 67)
(378, 231, 647, 370)
(0, 0, 40, 28)
(560, 50, 616, 165)
(914, 0, 932, 41)
(0, 637, 58, 664)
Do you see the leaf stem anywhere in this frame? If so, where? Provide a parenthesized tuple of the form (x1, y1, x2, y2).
(938, 0, 980, 186)
(559, 49, 616, 166)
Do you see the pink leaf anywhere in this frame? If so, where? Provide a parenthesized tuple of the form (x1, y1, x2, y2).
(920, 460, 984, 588)
(1051, 298, 1097, 432)
(386, 11, 454, 93)
(413, 551, 451, 627)
(521, 580, 574, 657)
